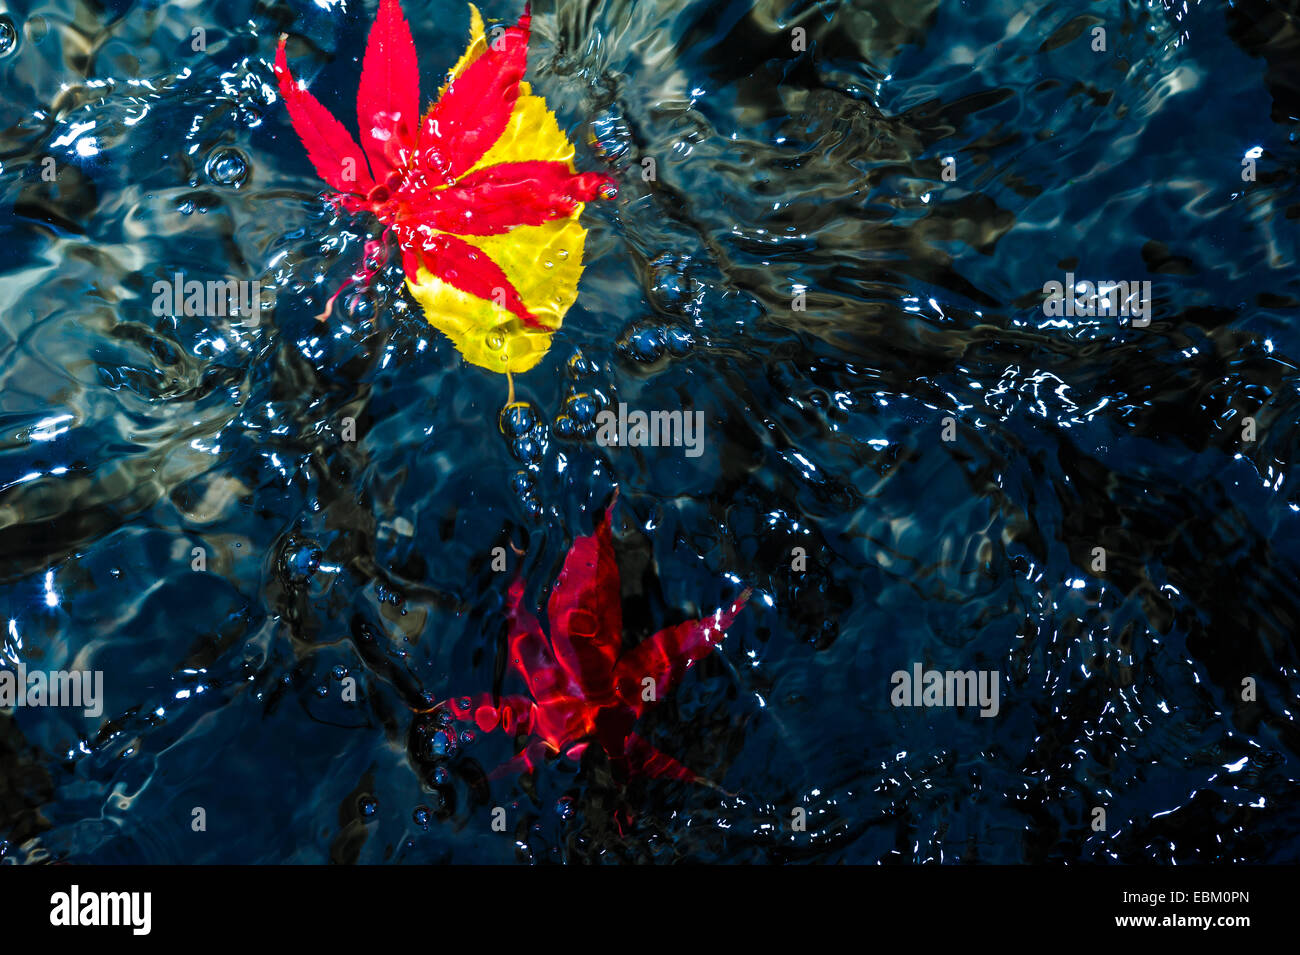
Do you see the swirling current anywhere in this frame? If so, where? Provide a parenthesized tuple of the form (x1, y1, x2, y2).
(0, 0, 1298, 864)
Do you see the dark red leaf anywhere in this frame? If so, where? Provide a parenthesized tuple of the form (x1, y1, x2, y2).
(546, 492, 623, 695)
(505, 578, 574, 707)
(440, 491, 749, 787)
(624, 732, 697, 782)
(614, 589, 751, 716)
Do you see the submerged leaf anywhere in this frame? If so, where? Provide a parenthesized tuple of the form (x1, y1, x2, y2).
(438, 492, 750, 785)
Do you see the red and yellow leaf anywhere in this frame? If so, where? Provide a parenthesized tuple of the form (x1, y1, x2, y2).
(276, 1, 616, 374)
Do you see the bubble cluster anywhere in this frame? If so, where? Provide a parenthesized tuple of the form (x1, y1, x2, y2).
(511, 469, 542, 518)
(555, 351, 607, 439)
(499, 399, 549, 468)
(557, 390, 607, 441)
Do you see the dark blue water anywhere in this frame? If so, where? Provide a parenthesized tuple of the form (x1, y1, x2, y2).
(0, 0, 1297, 864)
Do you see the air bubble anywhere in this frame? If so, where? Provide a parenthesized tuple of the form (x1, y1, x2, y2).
(205, 147, 249, 188)
(499, 401, 538, 438)
(647, 253, 691, 310)
(565, 393, 600, 427)
(24, 15, 47, 42)
(281, 539, 322, 583)
(567, 352, 596, 378)
(512, 433, 545, 464)
(664, 325, 694, 356)
(430, 729, 458, 758)
(0, 17, 16, 57)
(618, 321, 667, 363)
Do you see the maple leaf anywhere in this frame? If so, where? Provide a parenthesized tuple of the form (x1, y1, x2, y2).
(274, 0, 616, 374)
(438, 491, 751, 786)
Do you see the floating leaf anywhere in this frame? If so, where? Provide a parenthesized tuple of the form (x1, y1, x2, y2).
(275, 0, 616, 373)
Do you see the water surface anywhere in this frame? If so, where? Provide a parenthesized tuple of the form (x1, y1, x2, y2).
(1, 0, 1298, 863)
